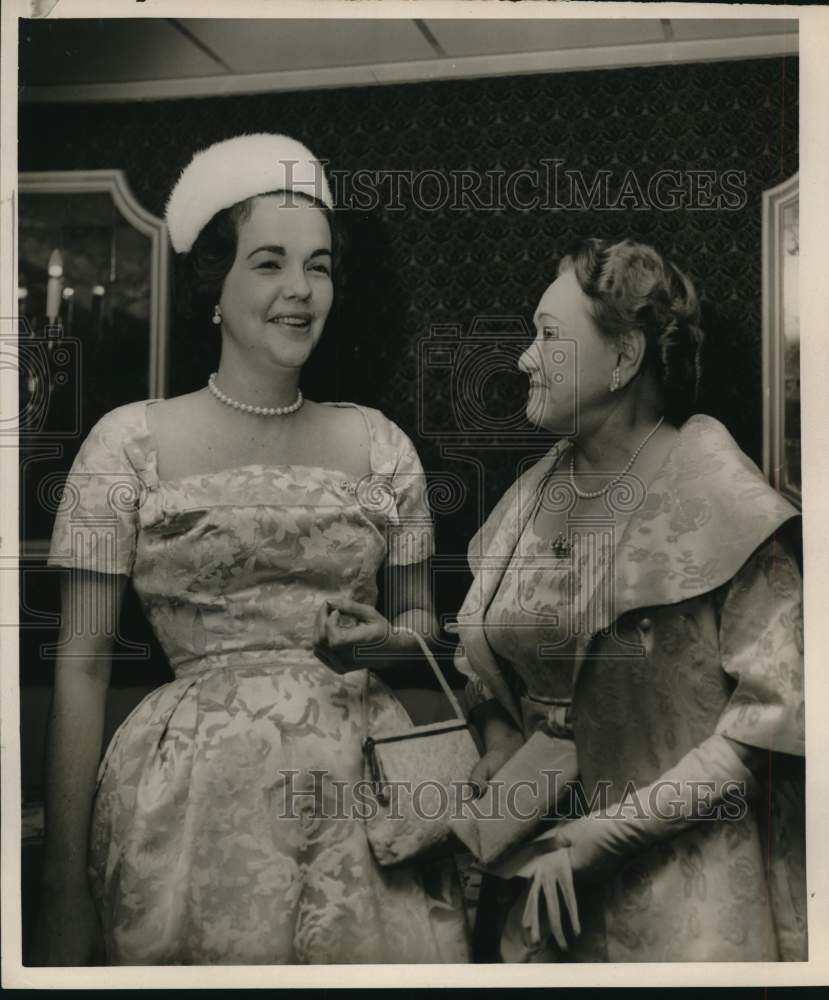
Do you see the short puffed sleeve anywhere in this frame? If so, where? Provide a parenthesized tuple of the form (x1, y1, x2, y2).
(715, 533, 804, 756)
(47, 406, 147, 577)
(358, 407, 434, 567)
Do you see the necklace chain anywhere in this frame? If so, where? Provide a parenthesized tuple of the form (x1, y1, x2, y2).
(207, 372, 303, 417)
(569, 416, 665, 500)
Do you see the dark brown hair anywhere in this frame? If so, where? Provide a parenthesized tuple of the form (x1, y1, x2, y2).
(559, 238, 704, 424)
(178, 191, 344, 321)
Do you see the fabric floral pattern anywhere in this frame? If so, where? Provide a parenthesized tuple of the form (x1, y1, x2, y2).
(48, 399, 469, 965)
(484, 520, 578, 706)
(456, 414, 806, 962)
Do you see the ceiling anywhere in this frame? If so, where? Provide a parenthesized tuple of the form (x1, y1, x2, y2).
(19, 17, 799, 103)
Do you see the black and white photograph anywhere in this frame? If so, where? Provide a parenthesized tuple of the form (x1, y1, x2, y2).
(2, 0, 827, 987)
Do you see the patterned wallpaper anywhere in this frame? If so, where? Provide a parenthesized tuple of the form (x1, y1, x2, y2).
(19, 55, 799, 638)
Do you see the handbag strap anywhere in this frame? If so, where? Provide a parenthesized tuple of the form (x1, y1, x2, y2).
(361, 628, 468, 729)
(399, 627, 468, 723)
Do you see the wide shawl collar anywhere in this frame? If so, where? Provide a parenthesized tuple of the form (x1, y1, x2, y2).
(454, 415, 800, 728)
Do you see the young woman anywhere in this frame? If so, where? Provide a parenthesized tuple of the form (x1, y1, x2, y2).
(34, 134, 470, 966)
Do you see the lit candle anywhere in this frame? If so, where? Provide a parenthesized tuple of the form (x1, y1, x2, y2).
(62, 286, 75, 337)
(45, 249, 64, 324)
(91, 284, 106, 343)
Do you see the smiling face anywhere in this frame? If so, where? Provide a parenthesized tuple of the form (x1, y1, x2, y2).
(218, 194, 333, 372)
(519, 269, 619, 436)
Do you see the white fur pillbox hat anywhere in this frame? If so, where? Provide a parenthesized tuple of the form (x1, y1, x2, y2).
(165, 133, 334, 254)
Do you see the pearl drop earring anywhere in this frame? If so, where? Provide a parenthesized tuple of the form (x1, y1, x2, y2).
(212, 304, 222, 326)
(610, 366, 622, 392)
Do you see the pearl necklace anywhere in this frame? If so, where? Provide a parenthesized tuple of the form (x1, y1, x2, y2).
(207, 372, 303, 416)
(569, 416, 665, 500)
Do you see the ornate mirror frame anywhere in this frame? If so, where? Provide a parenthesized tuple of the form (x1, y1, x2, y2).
(18, 169, 170, 396)
(17, 170, 170, 557)
(762, 172, 800, 507)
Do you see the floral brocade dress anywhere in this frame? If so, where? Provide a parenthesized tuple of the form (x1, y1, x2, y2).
(47, 399, 470, 966)
(458, 415, 807, 963)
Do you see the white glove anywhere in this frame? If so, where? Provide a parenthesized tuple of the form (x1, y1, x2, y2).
(514, 848, 581, 950)
(516, 734, 759, 946)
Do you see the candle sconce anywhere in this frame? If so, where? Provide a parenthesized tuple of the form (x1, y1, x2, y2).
(17, 170, 170, 555)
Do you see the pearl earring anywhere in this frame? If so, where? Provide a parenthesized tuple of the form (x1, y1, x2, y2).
(609, 366, 622, 392)
(212, 304, 222, 326)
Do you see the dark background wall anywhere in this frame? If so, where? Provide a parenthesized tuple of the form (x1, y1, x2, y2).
(20, 55, 798, 448)
(19, 54, 798, 689)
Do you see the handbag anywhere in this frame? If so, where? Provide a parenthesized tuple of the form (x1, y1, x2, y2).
(361, 629, 482, 867)
(449, 724, 578, 866)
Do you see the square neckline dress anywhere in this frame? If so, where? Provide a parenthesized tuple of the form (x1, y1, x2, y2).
(48, 398, 470, 965)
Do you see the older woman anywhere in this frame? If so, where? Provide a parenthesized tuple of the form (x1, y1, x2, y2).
(454, 238, 805, 962)
(34, 134, 470, 966)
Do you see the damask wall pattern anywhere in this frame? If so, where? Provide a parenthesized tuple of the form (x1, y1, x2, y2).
(19, 56, 799, 616)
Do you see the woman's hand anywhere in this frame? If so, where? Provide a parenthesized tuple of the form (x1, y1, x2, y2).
(536, 821, 616, 883)
(523, 733, 765, 887)
(517, 848, 581, 950)
(465, 699, 525, 794)
(527, 818, 634, 886)
(30, 885, 104, 966)
(312, 597, 394, 674)
(468, 730, 524, 794)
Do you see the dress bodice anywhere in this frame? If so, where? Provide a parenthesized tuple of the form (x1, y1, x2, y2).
(135, 464, 390, 674)
(48, 399, 433, 677)
(483, 513, 576, 703)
